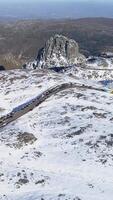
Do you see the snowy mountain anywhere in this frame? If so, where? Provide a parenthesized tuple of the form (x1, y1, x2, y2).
(1, 32, 113, 200)
(0, 67, 113, 200)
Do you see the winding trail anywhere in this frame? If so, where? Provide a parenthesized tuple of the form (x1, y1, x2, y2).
(0, 82, 106, 128)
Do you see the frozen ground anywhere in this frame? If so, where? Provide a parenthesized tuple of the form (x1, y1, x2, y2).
(0, 68, 113, 200)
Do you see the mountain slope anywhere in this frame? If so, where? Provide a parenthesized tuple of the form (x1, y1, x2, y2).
(0, 69, 113, 200)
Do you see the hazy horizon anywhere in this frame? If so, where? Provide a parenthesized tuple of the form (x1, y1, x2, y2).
(0, 1, 113, 20)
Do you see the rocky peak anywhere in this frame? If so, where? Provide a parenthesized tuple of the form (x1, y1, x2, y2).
(37, 34, 85, 68)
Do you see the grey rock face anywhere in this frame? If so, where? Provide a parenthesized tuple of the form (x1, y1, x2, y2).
(37, 34, 85, 68)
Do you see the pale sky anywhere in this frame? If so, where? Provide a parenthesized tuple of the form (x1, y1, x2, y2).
(0, 0, 113, 5)
(0, 0, 113, 2)
(0, 0, 113, 19)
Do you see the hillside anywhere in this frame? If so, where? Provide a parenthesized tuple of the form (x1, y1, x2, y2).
(0, 68, 113, 200)
(1, 18, 113, 69)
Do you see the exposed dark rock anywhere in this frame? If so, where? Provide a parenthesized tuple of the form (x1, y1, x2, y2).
(5, 132, 37, 149)
(0, 65, 5, 71)
(16, 132, 37, 148)
(16, 178, 29, 186)
(36, 34, 85, 68)
(35, 179, 45, 185)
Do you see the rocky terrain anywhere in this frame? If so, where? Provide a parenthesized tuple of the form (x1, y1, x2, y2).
(23, 34, 113, 74)
(25, 35, 85, 69)
(0, 65, 113, 199)
(36, 34, 85, 68)
(0, 24, 113, 199)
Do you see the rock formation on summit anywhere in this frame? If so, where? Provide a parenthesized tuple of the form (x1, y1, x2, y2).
(36, 34, 85, 68)
(24, 34, 85, 69)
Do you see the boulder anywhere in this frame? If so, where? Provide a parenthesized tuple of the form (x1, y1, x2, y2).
(0, 65, 5, 71)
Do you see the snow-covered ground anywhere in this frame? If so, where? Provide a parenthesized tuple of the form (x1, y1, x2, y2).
(0, 68, 113, 200)
(86, 57, 113, 69)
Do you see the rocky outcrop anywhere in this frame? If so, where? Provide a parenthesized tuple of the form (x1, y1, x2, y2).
(24, 34, 85, 69)
(36, 34, 85, 68)
(0, 65, 5, 71)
